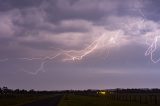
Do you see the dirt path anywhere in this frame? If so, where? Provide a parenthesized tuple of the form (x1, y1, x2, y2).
(21, 95, 63, 106)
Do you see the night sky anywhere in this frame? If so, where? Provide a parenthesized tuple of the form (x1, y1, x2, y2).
(0, 0, 160, 90)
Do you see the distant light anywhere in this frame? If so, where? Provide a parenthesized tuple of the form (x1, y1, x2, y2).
(100, 91, 106, 95)
(97, 91, 106, 95)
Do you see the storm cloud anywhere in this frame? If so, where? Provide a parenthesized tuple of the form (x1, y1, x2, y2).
(0, 0, 160, 90)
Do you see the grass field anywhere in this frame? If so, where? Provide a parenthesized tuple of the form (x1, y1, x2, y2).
(58, 94, 158, 106)
(1, 91, 160, 106)
(0, 94, 56, 106)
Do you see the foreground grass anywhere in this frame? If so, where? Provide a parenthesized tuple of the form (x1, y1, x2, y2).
(58, 94, 157, 106)
(0, 94, 55, 106)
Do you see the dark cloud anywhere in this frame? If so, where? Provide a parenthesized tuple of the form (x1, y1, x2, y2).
(141, 0, 160, 21)
(0, 0, 160, 90)
(0, 0, 44, 11)
(19, 40, 59, 50)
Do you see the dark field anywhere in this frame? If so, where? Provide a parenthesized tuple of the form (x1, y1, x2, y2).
(1, 87, 160, 106)
(0, 94, 62, 106)
(59, 94, 159, 106)
(21, 95, 62, 106)
(0, 87, 63, 106)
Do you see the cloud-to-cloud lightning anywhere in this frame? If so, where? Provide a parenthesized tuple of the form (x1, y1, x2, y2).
(1, 0, 160, 76)
(19, 32, 122, 75)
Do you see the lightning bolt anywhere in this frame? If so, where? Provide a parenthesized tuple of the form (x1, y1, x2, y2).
(1, 0, 160, 75)
(19, 33, 121, 75)
(22, 61, 47, 75)
(130, 0, 160, 63)
(145, 35, 160, 63)
(134, 0, 160, 63)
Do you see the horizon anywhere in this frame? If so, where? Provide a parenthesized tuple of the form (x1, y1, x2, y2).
(2, 86, 160, 91)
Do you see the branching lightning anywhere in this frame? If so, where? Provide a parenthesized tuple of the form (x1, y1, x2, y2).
(145, 35, 160, 63)
(135, 1, 160, 63)
(19, 33, 121, 75)
(1, 0, 160, 75)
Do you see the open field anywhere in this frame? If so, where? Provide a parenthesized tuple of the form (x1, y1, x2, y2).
(21, 95, 62, 106)
(0, 94, 60, 106)
(58, 94, 158, 106)
(1, 94, 159, 106)
(1, 88, 160, 106)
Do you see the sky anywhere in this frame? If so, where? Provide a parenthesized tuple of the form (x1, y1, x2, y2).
(1, 0, 160, 90)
